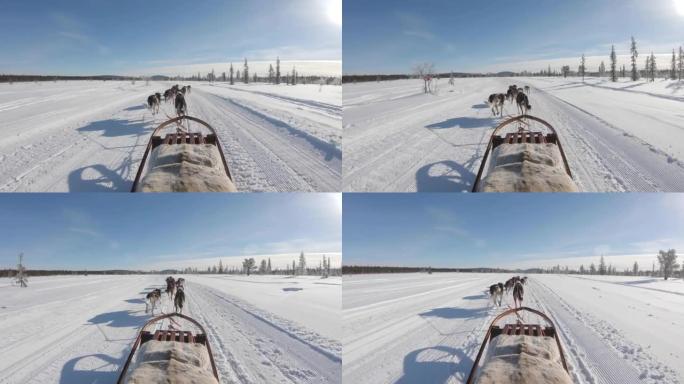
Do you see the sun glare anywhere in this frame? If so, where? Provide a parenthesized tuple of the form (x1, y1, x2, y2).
(327, 0, 342, 26)
(675, 0, 684, 16)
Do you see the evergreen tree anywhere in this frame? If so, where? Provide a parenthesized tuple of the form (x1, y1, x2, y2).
(678, 46, 684, 81)
(599, 255, 607, 275)
(649, 52, 657, 82)
(259, 259, 267, 274)
(267, 258, 272, 273)
(292, 260, 296, 275)
(268, 64, 274, 83)
(292, 67, 297, 85)
(580, 54, 586, 82)
(590, 263, 596, 275)
(633, 261, 639, 276)
(243, 58, 249, 84)
(276, 57, 281, 84)
(229, 63, 234, 85)
(671, 49, 677, 80)
(610, 45, 617, 82)
(298, 251, 306, 274)
(630, 36, 639, 81)
(221, 72, 226, 82)
(218, 259, 224, 274)
(599, 61, 606, 77)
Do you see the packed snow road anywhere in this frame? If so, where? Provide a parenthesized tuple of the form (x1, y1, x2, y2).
(342, 78, 684, 192)
(0, 275, 342, 384)
(342, 273, 682, 384)
(0, 81, 341, 192)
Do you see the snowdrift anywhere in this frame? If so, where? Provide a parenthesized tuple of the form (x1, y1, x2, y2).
(136, 143, 237, 192)
(478, 143, 578, 192)
(474, 334, 572, 384)
(124, 340, 219, 384)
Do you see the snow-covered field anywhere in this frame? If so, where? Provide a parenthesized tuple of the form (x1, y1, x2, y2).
(0, 80, 341, 192)
(343, 77, 684, 192)
(343, 273, 683, 384)
(0, 274, 341, 383)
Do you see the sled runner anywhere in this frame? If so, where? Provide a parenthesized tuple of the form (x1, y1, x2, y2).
(472, 115, 576, 192)
(132, 116, 236, 192)
(466, 307, 570, 384)
(117, 313, 220, 384)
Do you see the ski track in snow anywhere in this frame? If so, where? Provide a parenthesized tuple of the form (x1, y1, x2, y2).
(343, 78, 684, 192)
(0, 275, 341, 384)
(343, 273, 682, 384)
(0, 81, 341, 192)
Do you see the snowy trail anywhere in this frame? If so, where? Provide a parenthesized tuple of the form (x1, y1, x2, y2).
(343, 273, 682, 384)
(0, 81, 341, 192)
(0, 275, 341, 384)
(342, 78, 684, 192)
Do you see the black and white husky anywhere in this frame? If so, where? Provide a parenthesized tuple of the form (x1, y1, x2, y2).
(174, 288, 185, 313)
(516, 92, 532, 115)
(489, 283, 503, 307)
(147, 94, 160, 115)
(513, 281, 524, 309)
(145, 288, 162, 314)
(488, 93, 505, 117)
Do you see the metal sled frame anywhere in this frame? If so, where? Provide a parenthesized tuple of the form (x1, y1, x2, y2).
(471, 115, 573, 192)
(131, 115, 233, 192)
(465, 307, 569, 384)
(116, 313, 220, 383)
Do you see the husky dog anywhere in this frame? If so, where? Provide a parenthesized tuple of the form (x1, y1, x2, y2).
(488, 93, 505, 117)
(186, 85, 192, 94)
(489, 283, 503, 307)
(516, 92, 531, 115)
(513, 281, 524, 309)
(521, 276, 528, 285)
(176, 277, 185, 290)
(174, 288, 185, 313)
(145, 288, 162, 314)
(175, 92, 187, 117)
(147, 94, 160, 115)
(524, 85, 530, 94)
(166, 276, 176, 299)
(506, 85, 519, 103)
(504, 278, 514, 293)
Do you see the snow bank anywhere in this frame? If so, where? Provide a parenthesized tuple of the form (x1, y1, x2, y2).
(137, 144, 237, 192)
(475, 334, 572, 384)
(124, 340, 218, 384)
(479, 143, 578, 192)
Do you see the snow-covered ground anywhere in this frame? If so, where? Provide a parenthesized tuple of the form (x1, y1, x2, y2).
(0, 274, 341, 384)
(343, 77, 684, 192)
(343, 273, 683, 384)
(0, 80, 341, 192)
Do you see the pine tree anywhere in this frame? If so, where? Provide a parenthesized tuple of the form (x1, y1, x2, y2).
(218, 259, 224, 274)
(243, 58, 249, 84)
(268, 64, 274, 83)
(599, 61, 606, 77)
(276, 57, 281, 85)
(580, 54, 586, 82)
(610, 45, 617, 82)
(633, 261, 639, 276)
(298, 251, 306, 275)
(229, 63, 234, 85)
(630, 36, 639, 81)
(267, 258, 272, 273)
(649, 52, 657, 82)
(292, 260, 296, 275)
(292, 67, 297, 85)
(671, 49, 677, 80)
(678, 46, 684, 81)
(599, 255, 607, 275)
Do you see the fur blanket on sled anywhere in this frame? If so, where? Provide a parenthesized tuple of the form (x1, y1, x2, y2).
(478, 143, 578, 192)
(137, 143, 237, 192)
(124, 340, 219, 384)
(474, 334, 573, 384)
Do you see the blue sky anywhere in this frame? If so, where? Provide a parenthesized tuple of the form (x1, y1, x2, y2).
(343, 0, 684, 74)
(0, 0, 341, 75)
(343, 194, 684, 269)
(0, 194, 341, 270)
